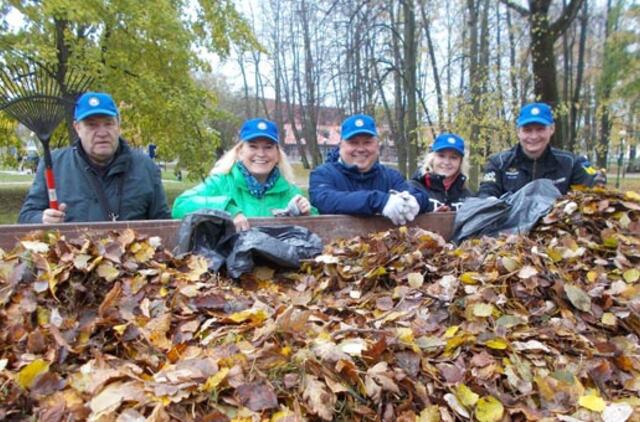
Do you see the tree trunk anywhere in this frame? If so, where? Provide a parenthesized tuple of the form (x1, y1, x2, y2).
(403, 0, 419, 176)
(568, 0, 588, 153)
(467, 0, 481, 190)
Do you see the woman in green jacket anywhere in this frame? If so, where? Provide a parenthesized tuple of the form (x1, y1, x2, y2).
(172, 118, 316, 231)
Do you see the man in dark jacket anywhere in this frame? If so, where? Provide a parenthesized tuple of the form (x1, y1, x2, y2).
(19, 92, 170, 224)
(478, 102, 593, 198)
(309, 114, 429, 225)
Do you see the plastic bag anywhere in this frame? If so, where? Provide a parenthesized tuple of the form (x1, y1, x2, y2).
(452, 179, 561, 243)
(219, 226, 323, 279)
(175, 210, 323, 278)
(174, 209, 236, 271)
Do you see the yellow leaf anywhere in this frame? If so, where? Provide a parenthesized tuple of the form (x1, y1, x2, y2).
(501, 256, 520, 272)
(601, 313, 617, 326)
(587, 271, 599, 283)
(625, 191, 640, 201)
(444, 325, 460, 338)
(623, 269, 640, 283)
(201, 367, 230, 392)
(455, 383, 479, 407)
(113, 324, 128, 335)
(460, 272, 480, 285)
(271, 409, 295, 421)
(97, 262, 120, 282)
(407, 272, 424, 288)
(579, 391, 606, 412)
(417, 405, 441, 422)
(159, 287, 169, 297)
(485, 337, 508, 350)
(472, 303, 494, 318)
(227, 308, 268, 324)
(475, 396, 504, 422)
(397, 327, 420, 352)
(16, 359, 49, 389)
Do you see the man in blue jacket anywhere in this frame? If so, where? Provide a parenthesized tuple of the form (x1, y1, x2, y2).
(18, 92, 171, 224)
(309, 114, 429, 225)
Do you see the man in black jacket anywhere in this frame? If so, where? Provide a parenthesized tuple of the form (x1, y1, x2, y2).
(19, 92, 171, 224)
(478, 102, 593, 198)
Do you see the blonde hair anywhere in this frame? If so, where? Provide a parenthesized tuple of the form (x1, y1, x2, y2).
(210, 141, 296, 184)
(421, 151, 468, 175)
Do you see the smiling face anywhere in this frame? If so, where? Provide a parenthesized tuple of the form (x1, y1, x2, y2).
(339, 134, 380, 172)
(74, 115, 121, 164)
(517, 123, 554, 159)
(431, 149, 463, 178)
(238, 138, 279, 181)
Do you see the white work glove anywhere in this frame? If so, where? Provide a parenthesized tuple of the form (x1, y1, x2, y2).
(398, 191, 420, 222)
(382, 193, 408, 225)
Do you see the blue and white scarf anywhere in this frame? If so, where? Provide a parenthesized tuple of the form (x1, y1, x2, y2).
(236, 161, 280, 198)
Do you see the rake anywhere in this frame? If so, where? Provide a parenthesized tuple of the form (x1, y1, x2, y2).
(0, 62, 92, 210)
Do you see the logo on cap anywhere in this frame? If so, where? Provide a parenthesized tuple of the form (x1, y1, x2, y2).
(257, 122, 267, 130)
(448, 137, 456, 144)
(531, 107, 540, 115)
(89, 97, 100, 107)
(355, 119, 364, 127)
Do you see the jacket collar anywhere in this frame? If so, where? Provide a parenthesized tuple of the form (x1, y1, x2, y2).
(75, 138, 131, 176)
(231, 163, 290, 194)
(423, 172, 467, 193)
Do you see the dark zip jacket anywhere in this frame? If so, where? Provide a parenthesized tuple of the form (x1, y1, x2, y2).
(409, 171, 473, 212)
(309, 148, 430, 215)
(18, 139, 170, 223)
(477, 144, 594, 198)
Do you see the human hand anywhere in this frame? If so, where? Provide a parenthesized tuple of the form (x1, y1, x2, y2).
(233, 213, 250, 231)
(435, 204, 451, 212)
(42, 203, 67, 224)
(382, 193, 407, 225)
(288, 194, 311, 216)
(399, 191, 420, 222)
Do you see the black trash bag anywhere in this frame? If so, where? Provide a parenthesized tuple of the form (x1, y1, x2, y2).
(452, 196, 510, 243)
(498, 179, 562, 235)
(174, 209, 236, 272)
(219, 226, 323, 279)
(452, 179, 561, 244)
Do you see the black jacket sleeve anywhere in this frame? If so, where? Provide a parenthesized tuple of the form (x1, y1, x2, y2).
(477, 157, 504, 198)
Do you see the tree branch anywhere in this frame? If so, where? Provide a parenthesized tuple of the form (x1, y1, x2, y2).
(499, 0, 529, 17)
(550, 0, 585, 40)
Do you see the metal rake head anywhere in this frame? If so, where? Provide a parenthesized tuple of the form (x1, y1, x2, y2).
(0, 62, 93, 143)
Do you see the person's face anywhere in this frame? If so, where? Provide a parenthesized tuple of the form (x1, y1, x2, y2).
(339, 134, 380, 172)
(238, 138, 279, 181)
(517, 123, 554, 159)
(74, 115, 120, 164)
(432, 149, 463, 178)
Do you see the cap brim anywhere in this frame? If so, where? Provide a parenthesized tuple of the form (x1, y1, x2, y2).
(342, 129, 378, 140)
(241, 133, 279, 143)
(76, 109, 119, 121)
(433, 145, 464, 156)
(517, 117, 553, 127)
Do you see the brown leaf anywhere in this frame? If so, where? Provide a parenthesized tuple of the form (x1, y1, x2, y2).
(303, 375, 335, 420)
(236, 381, 279, 412)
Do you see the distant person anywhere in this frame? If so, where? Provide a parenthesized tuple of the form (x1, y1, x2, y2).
(478, 102, 593, 197)
(171, 118, 316, 231)
(578, 155, 607, 186)
(309, 114, 429, 225)
(18, 92, 171, 223)
(409, 133, 473, 212)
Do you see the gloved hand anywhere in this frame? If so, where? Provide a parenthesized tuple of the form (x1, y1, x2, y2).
(398, 191, 420, 222)
(594, 169, 607, 186)
(382, 193, 408, 225)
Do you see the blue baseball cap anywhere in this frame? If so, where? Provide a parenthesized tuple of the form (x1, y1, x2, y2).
(516, 102, 554, 127)
(239, 118, 279, 143)
(432, 133, 465, 156)
(74, 92, 119, 121)
(341, 114, 378, 140)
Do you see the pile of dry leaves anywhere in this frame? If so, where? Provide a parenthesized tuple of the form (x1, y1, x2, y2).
(0, 187, 639, 422)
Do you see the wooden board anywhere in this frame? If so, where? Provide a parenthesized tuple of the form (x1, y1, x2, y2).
(0, 213, 455, 252)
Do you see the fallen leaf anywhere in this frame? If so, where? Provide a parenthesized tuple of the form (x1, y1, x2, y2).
(475, 396, 504, 422)
(564, 284, 592, 312)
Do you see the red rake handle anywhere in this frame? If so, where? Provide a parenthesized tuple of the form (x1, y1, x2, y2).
(44, 167, 59, 210)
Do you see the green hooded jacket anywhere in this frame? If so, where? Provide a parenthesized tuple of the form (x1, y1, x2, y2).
(171, 163, 317, 218)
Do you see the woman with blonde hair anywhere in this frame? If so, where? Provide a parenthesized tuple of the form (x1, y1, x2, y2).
(409, 133, 473, 212)
(172, 118, 316, 230)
